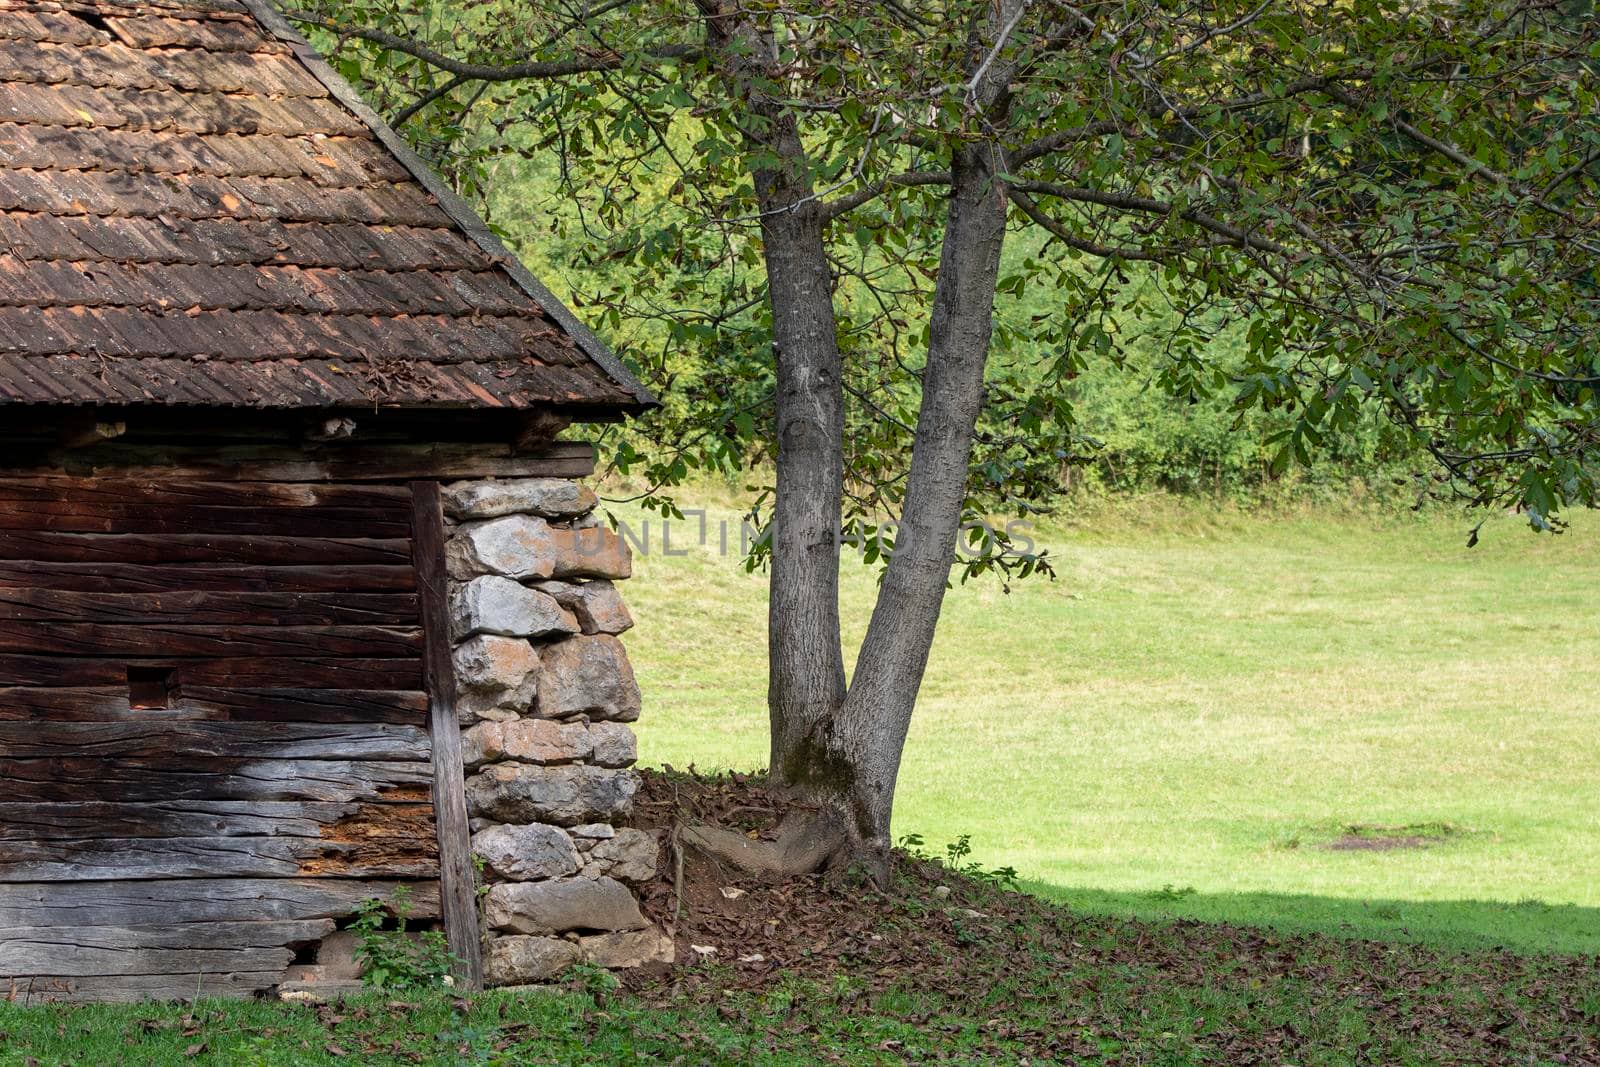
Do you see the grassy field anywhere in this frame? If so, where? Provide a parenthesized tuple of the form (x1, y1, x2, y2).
(620, 493, 1600, 955)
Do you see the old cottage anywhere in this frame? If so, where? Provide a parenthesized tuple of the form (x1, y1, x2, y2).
(0, 0, 669, 1001)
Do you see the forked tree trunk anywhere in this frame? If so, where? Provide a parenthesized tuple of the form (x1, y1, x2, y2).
(691, 0, 1018, 883)
(769, 144, 1012, 876)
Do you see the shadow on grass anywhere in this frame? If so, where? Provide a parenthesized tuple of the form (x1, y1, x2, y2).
(1025, 881, 1600, 957)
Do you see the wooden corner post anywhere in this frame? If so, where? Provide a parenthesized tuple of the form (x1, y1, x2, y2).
(409, 480, 484, 990)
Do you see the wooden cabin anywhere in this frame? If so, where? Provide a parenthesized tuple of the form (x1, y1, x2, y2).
(0, 0, 660, 1002)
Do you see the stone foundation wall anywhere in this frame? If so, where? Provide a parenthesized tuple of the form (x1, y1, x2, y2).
(440, 478, 672, 986)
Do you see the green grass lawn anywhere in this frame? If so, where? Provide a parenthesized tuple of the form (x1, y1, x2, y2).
(621, 494, 1600, 955)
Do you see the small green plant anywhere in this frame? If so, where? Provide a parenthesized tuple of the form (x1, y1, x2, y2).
(225, 1033, 280, 1067)
(1272, 831, 1304, 851)
(897, 832, 928, 858)
(567, 961, 620, 999)
(1148, 884, 1198, 902)
(944, 834, 1021, 890)
(944, 835, 975, 866)
(898, 832, 1018, 890)
(351, 886, 460, 991)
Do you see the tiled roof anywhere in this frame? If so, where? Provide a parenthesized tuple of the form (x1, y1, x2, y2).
(0, 0, 654, 411)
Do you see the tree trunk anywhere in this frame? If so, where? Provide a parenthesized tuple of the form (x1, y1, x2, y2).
(697, 5, 852, 793)
(761, 194, 850, 787)
(697, 0, 1017, 881)
(813, 143, 1011, 874)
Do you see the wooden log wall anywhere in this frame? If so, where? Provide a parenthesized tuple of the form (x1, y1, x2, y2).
(0, 476, 439, 1003)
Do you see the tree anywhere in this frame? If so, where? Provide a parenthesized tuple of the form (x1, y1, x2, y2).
(294, 0, 1600, 877)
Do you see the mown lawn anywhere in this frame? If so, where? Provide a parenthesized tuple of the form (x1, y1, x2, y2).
(620, 494, 1600, 955)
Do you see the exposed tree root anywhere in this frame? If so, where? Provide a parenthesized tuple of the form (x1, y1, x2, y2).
(680, 811, 847, 879)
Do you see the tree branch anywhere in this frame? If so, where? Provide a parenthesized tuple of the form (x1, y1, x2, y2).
(539, 0, 638, 49)
(391, 73, 468, 127)
(286, 11, 702, 81)
(964, 1, 1029, 112)
(1005, 188, 1159, 260)
(821, 171, 953, 221)
(1322, 84, 1584, 224)
(1008, 177, 1299, 259)
(1541, 146, 1600, 198)
(1126, 0, 1272, 70)
(1009, 77, 1335, 168)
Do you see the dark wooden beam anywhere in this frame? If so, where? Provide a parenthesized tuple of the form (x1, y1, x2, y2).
(0, 878, 441, 928)
(409, 480, 484, 991)
(0, 441, 596, 483)
(0, 406, 612, 446)
(0, 686, 428, 725)
(0, 832, 438, 882)
(0, 757, 432, 802)
(0, 722, 431, 761)
(0, 562, 418, 594)
(0, 532, 412, 566)
(0, 621, 424, 658)
(0, 655, 422, 689)
(0, 590, 420, 626)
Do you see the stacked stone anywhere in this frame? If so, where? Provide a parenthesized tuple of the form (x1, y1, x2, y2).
(441, 478, 673, 986)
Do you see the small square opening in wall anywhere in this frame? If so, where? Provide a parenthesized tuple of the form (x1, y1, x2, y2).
(127, 667, 181, 710)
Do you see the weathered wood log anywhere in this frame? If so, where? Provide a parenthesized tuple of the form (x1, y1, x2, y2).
(0, 878, 439, 927)
(0, 409, 550, 446)
(0, 828, 439, 882)
(0, 801, 386, 840)
(0, 722, 431, 761)
(0, 921, 332, 977)
(0, 622, 423, 658)
(4, 440, 597, 482)
(0, 502, 411, 538)
(0, 531, 412, 565)
(0, 656, 423, 689)
(0, 687, 428, 724)
(411, 480, 483, 990)
(0, 478, 412, 509)
(0, 562, 417, 593)
(0, 590, 419, 626)
(0, 802, 438, 882)
(0, 758, 432, 802)
(0, 920, 336, 954)
(4, 970, 283, 1003)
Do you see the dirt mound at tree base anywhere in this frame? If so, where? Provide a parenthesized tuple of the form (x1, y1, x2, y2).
(623, 767, 952, 989)
(617, 769, 1600, 1063)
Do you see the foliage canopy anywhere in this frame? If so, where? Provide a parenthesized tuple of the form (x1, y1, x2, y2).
(302, 0, 1599, 534)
